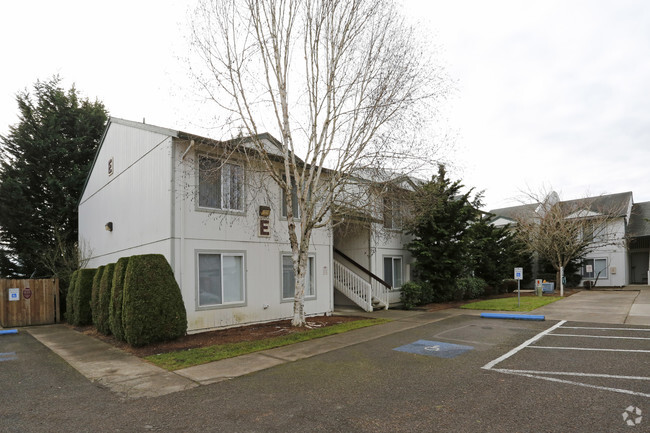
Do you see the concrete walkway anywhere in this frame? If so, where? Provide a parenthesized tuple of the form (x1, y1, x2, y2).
(533, 287, 650, 325)
(26, 310, 456, 399)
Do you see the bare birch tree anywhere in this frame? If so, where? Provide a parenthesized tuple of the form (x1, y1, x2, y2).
(188, 0, 450, 325)
(513, 191, 628, 295)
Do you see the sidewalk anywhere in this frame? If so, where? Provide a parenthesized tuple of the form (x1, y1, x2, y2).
(532, 286, 650, 325)
(26, 310, 457, 399)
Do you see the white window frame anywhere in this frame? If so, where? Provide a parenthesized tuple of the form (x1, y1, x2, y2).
(196, 251, 246, 309)
(582, 258, 608, 279)
(383, 197, 402, 230)
(197, 155, 245, 212)
(383, 256, 403, 288)
(281, 177, 301, 219)
(280, 253, 316, 302)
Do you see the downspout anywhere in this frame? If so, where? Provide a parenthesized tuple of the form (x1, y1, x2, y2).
(180, 140, 195, 291)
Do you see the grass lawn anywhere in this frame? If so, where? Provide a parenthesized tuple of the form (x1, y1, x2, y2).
(460, 296, 562, 312)
(146, 318, 390, 371)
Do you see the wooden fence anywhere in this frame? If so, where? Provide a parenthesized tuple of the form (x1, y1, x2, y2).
(0, 279, 60, 327)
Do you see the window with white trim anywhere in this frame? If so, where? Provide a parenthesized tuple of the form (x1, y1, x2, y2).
(383, 256, 403, 288)
(198, 253, 245, 307)
(198, 156, 244, 211)
(281, 254, 315, 300)
(281, 177, 300, 218)
(383, 197, 402, 229)
(582, 258, 607, 279)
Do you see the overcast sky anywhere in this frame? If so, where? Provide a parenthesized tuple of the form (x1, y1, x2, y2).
(1, 0, 648, 210)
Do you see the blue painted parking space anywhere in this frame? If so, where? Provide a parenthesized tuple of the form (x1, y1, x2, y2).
(393, 339, 474, 358)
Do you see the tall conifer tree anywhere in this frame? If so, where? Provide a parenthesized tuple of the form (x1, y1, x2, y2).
(0, 76, 107, 285)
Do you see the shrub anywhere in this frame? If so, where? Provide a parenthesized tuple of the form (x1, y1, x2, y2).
(73, 268, 97, 326)
(122, 254, 187, 347)
(565, 273, 582, 288)
(109, 257, 129, 341)
(455, 277, 487, 300)
(400, 281, 424, 310)
(65, 270, 79, 323)
(499, 279, 519, 293)
(90, 266, 105, 327)
(96, 263, 115, 335)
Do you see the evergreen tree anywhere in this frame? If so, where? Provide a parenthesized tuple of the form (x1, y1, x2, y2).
(467, 219, 532, 290)
(0, 76, 108, 289)
(405, 164, 481, 302)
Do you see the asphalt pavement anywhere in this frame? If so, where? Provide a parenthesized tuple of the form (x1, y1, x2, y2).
(1, 287, 649, 432)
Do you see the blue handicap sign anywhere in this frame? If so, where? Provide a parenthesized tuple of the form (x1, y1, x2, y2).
(393, 340, 473, 359)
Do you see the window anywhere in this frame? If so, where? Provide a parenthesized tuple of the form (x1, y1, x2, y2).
(383, 197, 402, 229)
(582, 220, 595, 243)
(582, 258, 607, 279)
(281, 178, 300, 218)
(383, 256, 403, 288)
(198, 156, 244, 211)
(198, 253, 245, 307)
(281, 254, 315, 300)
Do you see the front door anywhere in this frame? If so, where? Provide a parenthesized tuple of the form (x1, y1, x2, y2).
(630, 252, 649, 284)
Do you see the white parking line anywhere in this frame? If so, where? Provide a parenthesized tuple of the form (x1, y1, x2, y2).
(482, 320, 566, 370)
(483, 321, 650, 398)
(491, 369, 650, 381)
(562, 326, 650, 332)
(529, 346, 650, 353)
(546, 333, 650, 340)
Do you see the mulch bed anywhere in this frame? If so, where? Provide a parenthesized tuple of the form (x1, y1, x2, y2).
(70, 315, 364, 358)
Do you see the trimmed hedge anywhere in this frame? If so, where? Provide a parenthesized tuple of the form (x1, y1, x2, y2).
(65, 270, 79, 323)
(122, 254, 187, 347)
(109, 257, 129, 341)
(96, 263, 115, 335)
(73, 268, 97, 326)
(91, 266, 105, 327)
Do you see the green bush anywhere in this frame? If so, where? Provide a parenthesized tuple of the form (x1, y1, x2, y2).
(565, 273, 582, 288)
(400, 281, 424, 310)
(73, 268, 96, 326)
(65, 270, 79, 323)
(499, 279, 519, 293)
(122, 254, 187, 347)
(109, 257, 129, 341)
(96, 263, 115, 335)
(455, 277, 487, 300)
(90, 266, 105, 327)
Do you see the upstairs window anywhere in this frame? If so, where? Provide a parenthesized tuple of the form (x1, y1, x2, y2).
(198, 156, 244, 211)
(383, 197, 402, 229)
(281, 177, 300, 218)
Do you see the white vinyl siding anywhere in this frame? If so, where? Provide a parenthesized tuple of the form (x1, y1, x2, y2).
(198, 156, 244, 211)
(281, 254, 315, 300)
(198, 252, 245, 307)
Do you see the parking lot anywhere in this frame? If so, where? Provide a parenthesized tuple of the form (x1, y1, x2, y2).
(2, 313, 649, 432)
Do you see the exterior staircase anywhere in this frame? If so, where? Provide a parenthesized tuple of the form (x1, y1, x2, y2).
(333, 248, 390, 312)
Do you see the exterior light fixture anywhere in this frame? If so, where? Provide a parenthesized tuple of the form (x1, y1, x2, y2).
(259, 206, 271, 217)
(105, 222, 113, 232)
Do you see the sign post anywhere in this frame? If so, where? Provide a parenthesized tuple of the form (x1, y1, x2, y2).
(514, 267, 523, 307)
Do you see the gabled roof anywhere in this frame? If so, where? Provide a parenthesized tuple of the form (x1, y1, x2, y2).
(628, 201, 650, 237)
(560, 191, 632, 218)
(489, 191, 633, 223)
(79, 117, 287, 205)
(488, 203, 538, 222)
